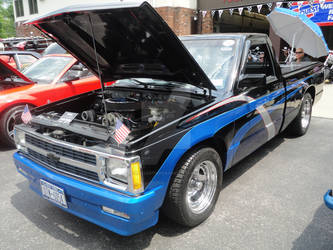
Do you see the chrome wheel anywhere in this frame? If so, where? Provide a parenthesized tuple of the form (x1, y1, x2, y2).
(186, 160, 218, 214)
(301, 98, 311, 129)
(6, 109, 23, 140)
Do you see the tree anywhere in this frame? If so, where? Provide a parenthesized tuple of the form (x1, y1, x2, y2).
(0, 0, 16, 38)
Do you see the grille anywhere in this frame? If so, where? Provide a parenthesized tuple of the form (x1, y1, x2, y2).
(26, 134, 96, 165)
(27, 148, 99, 182)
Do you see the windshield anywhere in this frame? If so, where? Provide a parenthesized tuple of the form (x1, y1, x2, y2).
(182, 39, 237, 90)
(22, 56, 72, 84)
(43, 43, 67, 56)
(112, 78, 205, 94)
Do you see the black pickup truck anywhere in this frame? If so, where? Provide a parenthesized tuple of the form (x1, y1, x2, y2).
(13, 2, 324, 236)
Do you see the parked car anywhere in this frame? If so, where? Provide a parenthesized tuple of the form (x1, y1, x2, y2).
(1, 36, 52, 53)
(42, 43, 67, 56)
(13, 2, 325, 236)
(0, 54, 101, 146)
(0, 51, 41, 71)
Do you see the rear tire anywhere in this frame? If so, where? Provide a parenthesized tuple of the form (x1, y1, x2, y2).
(162, 147, 222, 227)
(286, 93, 313, 136)
(0, 105, 26, 147)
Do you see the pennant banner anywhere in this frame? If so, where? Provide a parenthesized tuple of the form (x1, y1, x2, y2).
(211, 10, 216, 17)
(229, 8, 234, 15)
(257, 4, 262, 13)
(218, 9, 224, 18)
(202, 10, 207, 18)
(276, 2, 282, 8)
(238, 7, 244, 15)
(267, 2, 273, 10)
(248, 6, 252, 12)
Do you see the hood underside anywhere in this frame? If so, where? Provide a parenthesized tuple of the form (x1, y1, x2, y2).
(26, 1, 216, 90)
(0, 58, 33, 84)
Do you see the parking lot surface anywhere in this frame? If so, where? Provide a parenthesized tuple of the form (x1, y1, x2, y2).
(1, 117, 333, 250)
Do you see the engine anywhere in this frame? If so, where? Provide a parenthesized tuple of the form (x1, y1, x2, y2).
(31, 89, 206, 146)
(77, 90, 191, 137)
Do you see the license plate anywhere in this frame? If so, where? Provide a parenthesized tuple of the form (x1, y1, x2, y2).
(40, 179, 68, 208)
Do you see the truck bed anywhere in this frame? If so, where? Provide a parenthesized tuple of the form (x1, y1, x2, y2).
(280, 62, 319, 78)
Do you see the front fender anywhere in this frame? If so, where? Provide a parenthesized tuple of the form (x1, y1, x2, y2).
(0, 97, 38, 114)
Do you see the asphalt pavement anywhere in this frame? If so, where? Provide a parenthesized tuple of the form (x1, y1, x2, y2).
(1, 90, 333, 249)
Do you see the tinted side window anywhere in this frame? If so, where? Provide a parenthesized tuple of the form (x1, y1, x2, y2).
(245, 42, 275, 78)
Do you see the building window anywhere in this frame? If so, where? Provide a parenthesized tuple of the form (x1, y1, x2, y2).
(14, 0, 24, 17)
(29, 0, 38, 15)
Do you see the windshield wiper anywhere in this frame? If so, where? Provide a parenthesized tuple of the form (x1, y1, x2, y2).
(129, 78, 149, 88)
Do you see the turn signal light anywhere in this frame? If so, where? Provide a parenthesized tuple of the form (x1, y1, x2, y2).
(131, 162, 142, 191)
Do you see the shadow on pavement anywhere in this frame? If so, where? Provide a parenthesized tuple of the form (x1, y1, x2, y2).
(0, 144, 14, 152)
(292, 204, 333, 250)
(10, 134, 287, 248)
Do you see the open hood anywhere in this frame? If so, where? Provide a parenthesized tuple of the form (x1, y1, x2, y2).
(0, 58, 34, 84)
(26, 1, 216, 90)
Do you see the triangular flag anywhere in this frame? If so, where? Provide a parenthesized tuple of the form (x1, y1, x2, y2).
(248, 6, 252, 12)
(288, 2, 293, 8)
(238, 7, 243, 15)
(297, 1, 304, 7)
(202, 10, 207, 18)
(218, 9, 224, 18)
(211, 10, 216, 17)
(276, 2, 282, 8)
(267, 3, 273, 10)
(257, 4, 262, 13)
(229, 8, 234, 15)
(319, 0, 325, 6)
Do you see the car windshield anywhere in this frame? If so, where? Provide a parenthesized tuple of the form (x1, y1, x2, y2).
(43, 43, 67, 56)
(22, 56, 72, 84)
(182, 39, 237, 90)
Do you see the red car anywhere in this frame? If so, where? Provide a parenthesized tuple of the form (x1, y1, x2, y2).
(0, 54, 101, 146)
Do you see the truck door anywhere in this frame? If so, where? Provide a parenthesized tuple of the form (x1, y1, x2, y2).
(230, 37, 285, 166)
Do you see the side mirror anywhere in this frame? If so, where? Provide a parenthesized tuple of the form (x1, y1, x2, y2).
(238, 74, 266, 89)
(62, 72, 80, 83)
(71, 64, 84, 71)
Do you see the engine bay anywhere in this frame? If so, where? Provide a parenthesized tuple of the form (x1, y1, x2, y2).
(0, 80, 29, 91)
(32, 88, 208, 146)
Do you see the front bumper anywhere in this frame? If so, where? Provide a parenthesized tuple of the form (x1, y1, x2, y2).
(324, 190, 333, 210)
(13, 152, 163, 236)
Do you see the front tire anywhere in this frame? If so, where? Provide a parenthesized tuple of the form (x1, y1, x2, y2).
(287, 93, 313, 136)
(162, 147, 222, 227)
(0, 105, 26, 147)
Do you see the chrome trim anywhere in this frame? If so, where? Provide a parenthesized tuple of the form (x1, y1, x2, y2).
(20, 152, 134, 197)
(15, 125, 144, 195)
(26, 142, 97, 172)
(25, 150, 100, 184)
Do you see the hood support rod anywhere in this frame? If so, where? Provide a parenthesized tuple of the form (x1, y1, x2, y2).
(88, 14, 110, 130)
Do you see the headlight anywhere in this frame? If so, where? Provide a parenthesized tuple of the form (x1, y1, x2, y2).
(14, 128, 27, 152)
(103, 156, 144, 195)
(106, 158, 128, 183)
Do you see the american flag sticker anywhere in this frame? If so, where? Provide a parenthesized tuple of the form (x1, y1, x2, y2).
(21, 104, 32, 124)
(114, 119, 130, 144)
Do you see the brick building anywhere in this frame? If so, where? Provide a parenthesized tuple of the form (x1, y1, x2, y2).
(13, 0, 199, 37)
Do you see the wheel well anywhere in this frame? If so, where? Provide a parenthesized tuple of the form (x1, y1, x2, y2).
(0, 103, 36, 124)
(178, 137, 228, 172)
(306, 86, 316, 102)
(0, 103, 35, 116)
